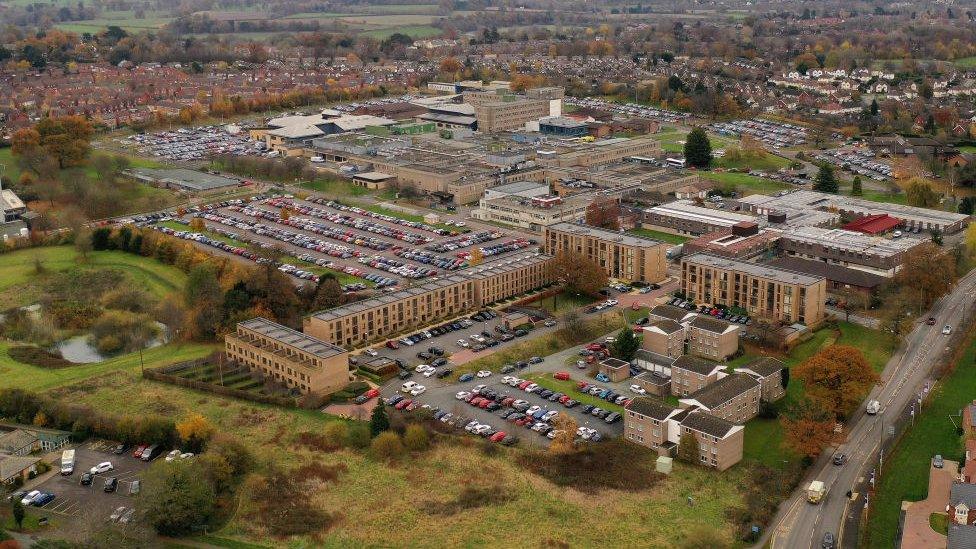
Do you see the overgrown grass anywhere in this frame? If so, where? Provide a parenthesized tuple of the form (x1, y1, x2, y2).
(300, 178, 369, 197)
(0, 148, 20, 184)
(628, 227, 690, 245)
(864, 332, 976, 548)
(714, 152, 790, 172)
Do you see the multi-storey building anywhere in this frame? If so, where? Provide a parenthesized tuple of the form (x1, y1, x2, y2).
(734, 357, 787, 402)
(686, 316, 740, 361)
(670, 355, 726, 397)
(642, 319, 686, 358)
(224, 317, 351, 395)
(679, 373, 762, 424)
(544, 222, 668, 283)
(681, 253, 826, 326)
(624, 398, 745, 471)
(304, 254, 553, 347)
(464, 91, 555, 133)
(776, 226, 924, 277)
(642, 200, 761, 237)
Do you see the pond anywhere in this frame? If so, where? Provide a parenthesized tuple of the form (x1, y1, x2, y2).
(50, 322, 169, 364)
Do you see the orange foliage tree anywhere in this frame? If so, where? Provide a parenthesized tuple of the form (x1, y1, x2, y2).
(793, 345, 879, 420)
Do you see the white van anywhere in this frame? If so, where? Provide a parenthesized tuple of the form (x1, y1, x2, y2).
(401, 381, 418, 393)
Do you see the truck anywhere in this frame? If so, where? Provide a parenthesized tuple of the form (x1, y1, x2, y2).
(866, 400, 881, 415)
(807, 480, 826, 504)
(60, 449, 75, 476)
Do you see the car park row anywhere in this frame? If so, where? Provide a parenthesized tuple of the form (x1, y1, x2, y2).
(263, 198, 435, 245)
(709, 118, 809, 149)
(306, 198, 458, 237)
(564, 97, 690, 124)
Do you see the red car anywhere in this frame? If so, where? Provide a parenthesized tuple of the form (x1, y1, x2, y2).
(926, 317, 937, 326)
(577, 380, 589, 389)
(363, 388, 380, 400)
(386, 340, 399, 349)
(132, 445, 147, 459)
(470, 397, 484, 407)
(553, 372, 570, 381)
(518, 381, 532, 390)
(501, 397, 515, 407)
(586, 343, 605, 352)
(395, 399, 412, 410)
(559, 395, 571, 404)
(490, 432, 507, 443)
(478, 400, 491, 409)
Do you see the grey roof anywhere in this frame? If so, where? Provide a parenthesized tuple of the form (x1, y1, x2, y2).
(635, 371, 671, 385)
(683, 253, 825, 286)
(647, 319, 684, 335)
(634, 349, 676, 367)
(672, 355, 723, 376)
(547, 222, 665, 248)
(950, 482, 976, 508)
(0, 455, 40, 482)
(685, 373, 760, 409)
(680, 410, 738, 439)
(0, 429, 37, 453)
(601, 358, 630, 369)
(626, 397, 677, 420)
(238, 317, 346, 358)
(765, 257, 887, 289)
(948, 523, 976, 549)
(736, 356, 786, 378)
(688, 315, 736, 334)
(649, 304, 694, 323)
(129, 168, 240, 191)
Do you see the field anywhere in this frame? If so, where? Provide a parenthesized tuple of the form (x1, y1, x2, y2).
(0, 148, 20, 184)
(55, 14, 174, 34)
(48, 368, 749, 547)
(0, 245, 187, 309)
(953, 56, 976, 69)
(865, 332, 976, 547)
(714, 152, 791, 172)
(628, 227, 690, 245)
(359, 25, 442, 39)
(700, 171, 792, 195)
(533, 291, 596, 314)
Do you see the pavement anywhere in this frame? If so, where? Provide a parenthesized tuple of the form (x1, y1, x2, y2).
(763, 267, 976, 549)
(899, 461, 957, 549)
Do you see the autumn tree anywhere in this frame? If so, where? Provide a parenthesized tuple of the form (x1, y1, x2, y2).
(35, 115, 94, 168)
(905, 178, 940, 208)
(547, 251, 609, 296)
(402, 424, 429, 452)
(468, 247, 484, 266)
(371, 431, 403, 459)
(549, 412, 578, 454)
(176, 413, 215, 453)
(676, 431, 701, 464)
(781, 397, 836, 459)
(584, 196, 620, 230)
(793, 345, 878, 420)
(892, 243, 957, 312)
(189, 218, 205, 232)
(684, 127, 712, 169)
(439, 57, 462, 75)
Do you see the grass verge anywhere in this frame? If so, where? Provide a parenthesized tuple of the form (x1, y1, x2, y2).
(628, 227, 690, 245)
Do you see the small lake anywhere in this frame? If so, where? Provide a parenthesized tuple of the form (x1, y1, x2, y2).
(50, 322, 169, 364)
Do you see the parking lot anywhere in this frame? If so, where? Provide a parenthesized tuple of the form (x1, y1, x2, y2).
(812, 146, 893, 181)
(145, 194, 537, 289)
(564, 97, 691, 124)
(121, 126, 255, 161)
(25, 440, 149, 523)
(709, 118, 809, 150)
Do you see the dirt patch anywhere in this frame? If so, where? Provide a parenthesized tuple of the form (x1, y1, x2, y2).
(517, 439, 664, 493)
(422, 484, 514, 516)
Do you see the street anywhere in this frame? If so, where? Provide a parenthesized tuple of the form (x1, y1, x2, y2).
(765, 267, 976, 549)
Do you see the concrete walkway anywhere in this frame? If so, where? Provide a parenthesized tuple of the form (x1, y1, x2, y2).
(900, 460, 957, 549)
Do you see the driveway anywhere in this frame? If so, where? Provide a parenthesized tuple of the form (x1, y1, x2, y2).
(900, 460, 957, 549)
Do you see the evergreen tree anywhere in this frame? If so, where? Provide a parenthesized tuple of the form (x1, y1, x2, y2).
(369, 403, 389, 437)
(959, 196, 976, 215)
(684, 127, 713, 169)
(850, 175, 863, 196)
(611, 327, 640, 361)
(676, 431, 701, 464)
(814, 163, 838, 193)
(869, 99, 879, 116)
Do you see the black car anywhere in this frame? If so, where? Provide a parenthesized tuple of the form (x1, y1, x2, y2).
(429, 347, 444, 356)
(822, 532, 835, 549)
(595, 409, 610, 419)
(514, 329, 528, 337)
(515, 361, 528, 369)
(104, 477, 118, 493)
(501, 435, 518, 446)
(397, 370, 413, 380)
(564, 400, 578, 408)
(112, 444, 128, 455)
(394, 358, 407, 369)
(581, 404, 595, 414)
(80, 473, 94, 486)
(548, 393, 562, 402)
(500, 333, 515, 342)
(432, 357, 448, 367)
(417, 352, 432, 360)
(436, 369, 454, 379)
(528, 356, 543, 364)
(500, 364, 516, 374)
(481, 330, 492, 339)
(832, 453, 846, 466)
(471, 313, 485, 321)
(486, 402, 501, 412)
(605, 412, 621, 424)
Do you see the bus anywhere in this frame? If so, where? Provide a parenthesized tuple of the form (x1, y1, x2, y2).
(665, 157, 687, 168)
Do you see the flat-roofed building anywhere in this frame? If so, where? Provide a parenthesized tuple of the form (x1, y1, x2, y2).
(679, 373, 762, 424)
(544, 222, 668, 283)
(682, 253, 827, 327)
(643, 200, 760, 237)
(474, 193, 590, 232)
(225, 317, 351, 395)
(464, 90, 556, 133)
(304, 254, 553, 348)
(776, 226, 924, 277)
(624, 398, 745, 471)
(683, 223, 778, 260)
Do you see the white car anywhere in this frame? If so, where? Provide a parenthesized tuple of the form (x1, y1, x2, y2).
(629, 384, 647, 395)
(473, 424, 491, 435)
(943, 325, 952, 335)
(526, 405, 541, 416)
(605, 336, 617, 344)
(541, 410, 559, 422)
(414, 364, 430, 373)
(90, 462, 114, 475)
(544, 319, 557, 327)
(110, 506, 127, 521)
(363, 349, 378, 357)
(606, 299, 618, 307)
(501, 376, 514, 384)
(473, 384, 487, 393)
(464, 421, 481, 432)
(470, 334, 485, 343)
(401, 381, 419, 393)
(457, 339, 470, 348)
(455, 391, 471, 400)
(164, 449, 181, 462)
(476, 370, 492, 378)
(20, 490, 40, 506)
(179, 452, 194, 460)
(422, 369, 437, 378)
(410, 385, 427, 396)
(524, 383, 539, 393)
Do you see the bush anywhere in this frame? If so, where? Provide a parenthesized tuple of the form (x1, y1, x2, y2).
(402, 424, 429, 452)
(422, 485, 512, 515)
(142, 460, 216, 536)
(249, 467, 336, 537)
(6, 345, 73, 369)
(346, 423, 371, 449)
(370, 431, 404, 459)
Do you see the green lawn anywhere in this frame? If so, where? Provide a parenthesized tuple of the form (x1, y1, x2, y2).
(714, 152, 790, 172)
(859, 189, 908, 206)
(0, 148, 20, 184)
(533, 292, 597, 314)
(359, 25, 442, 39)
(628, 227, 690, 245)
(953, 56, 976, 69)
(300, 178, 370, 197)
(523, 372, 624, 413)
(0, 341, 217, 392)
(700, 171, 792, 195)
(742, 416, 795, 469)
(930, 512, 949, 535)
(865, 334, 976, 548)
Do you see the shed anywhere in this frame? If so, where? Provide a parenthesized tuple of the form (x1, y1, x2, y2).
(656, 456, 673, 474)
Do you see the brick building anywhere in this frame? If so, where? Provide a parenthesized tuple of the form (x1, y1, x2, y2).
(544, 222, 668, 284)
(679, 373, 762, 424)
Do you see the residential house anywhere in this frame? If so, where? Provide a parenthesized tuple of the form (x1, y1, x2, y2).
(686, 316, 740, 361)
(0, 429, 39, 456)
(678, 373, 762, 424)
(670, 355, 726, 397)
(0, 455, 41, 486)
(734, 357, 787, 402)
(948, 482, 976, 526)
(647, 304, 697, 325)
(642, 319, 686, 358)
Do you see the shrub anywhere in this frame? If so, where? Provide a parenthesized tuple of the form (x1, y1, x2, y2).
(323, 422, 348, 448)
(422, 485, 512, 515)
(370, 431, 404, 459)
(6, 345, 73, 369)
(402, 424, 429, 452)
(345, 423, 371, 449)
(249, 467, 336, 537)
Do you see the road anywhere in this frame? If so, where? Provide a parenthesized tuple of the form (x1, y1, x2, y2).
(766, 267, 976, 549)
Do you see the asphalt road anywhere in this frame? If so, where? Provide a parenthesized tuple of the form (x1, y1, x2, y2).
(766, 267, 976, 549)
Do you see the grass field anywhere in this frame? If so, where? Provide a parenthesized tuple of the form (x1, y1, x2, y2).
(359, 25, 442, 39)
(700, 171, 792, 195)
(865, 333, 976, 548)
(628, 227, 690, 245)
(533, 292, 596, 314)
(0, 148, 20, 184)
(0, 246, 187, 309)
(714, 152, 790, 172)
(301, 178, 370, 197)
(55, 16, 174, 34)
(50, 368, 747, 547)
(953, 56, 976, 69)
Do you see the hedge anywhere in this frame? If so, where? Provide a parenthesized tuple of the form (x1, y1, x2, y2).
(144, 362, 297, 408)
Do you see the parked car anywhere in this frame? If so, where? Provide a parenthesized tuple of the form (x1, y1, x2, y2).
(934, 455, 945, 468)
(104, 477, 119, 493)
(80, 473, 94, 486)
(90, 461, 114, 475)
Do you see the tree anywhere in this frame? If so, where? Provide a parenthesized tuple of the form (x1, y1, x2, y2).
(548, 412, 578, 454)
(370, 431, 404, 459)
(793, 345, 879, 419)
(12, 499, 25, 529)
(468, 247, 484, 266)
(402, 424, 429, 452)
(369, 404, 389, 437)
(189, 218, 205, 232)
(905, 178, 939, 208)
(35, 115, 94, 169)
(142, 460, 216, 536)
(311, 274, 343, 311)
(547, 251, 609, 296)
(959, 196, 976, 215)
(893, 243, 957, 312)
(676, 431, 701, 464)
(585, 197, 620, 230)
(813, 163, 838, 193)
(781, 397, 835, 459)
(176, 414, 215, 453)
(850, 176, 863, 196)
(684, 127, 712, 169)
(439, 57, 462, 74)
(611, 327, 639, 361)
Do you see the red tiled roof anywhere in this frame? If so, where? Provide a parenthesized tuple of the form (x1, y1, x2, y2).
(842, 214, 901, 234)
